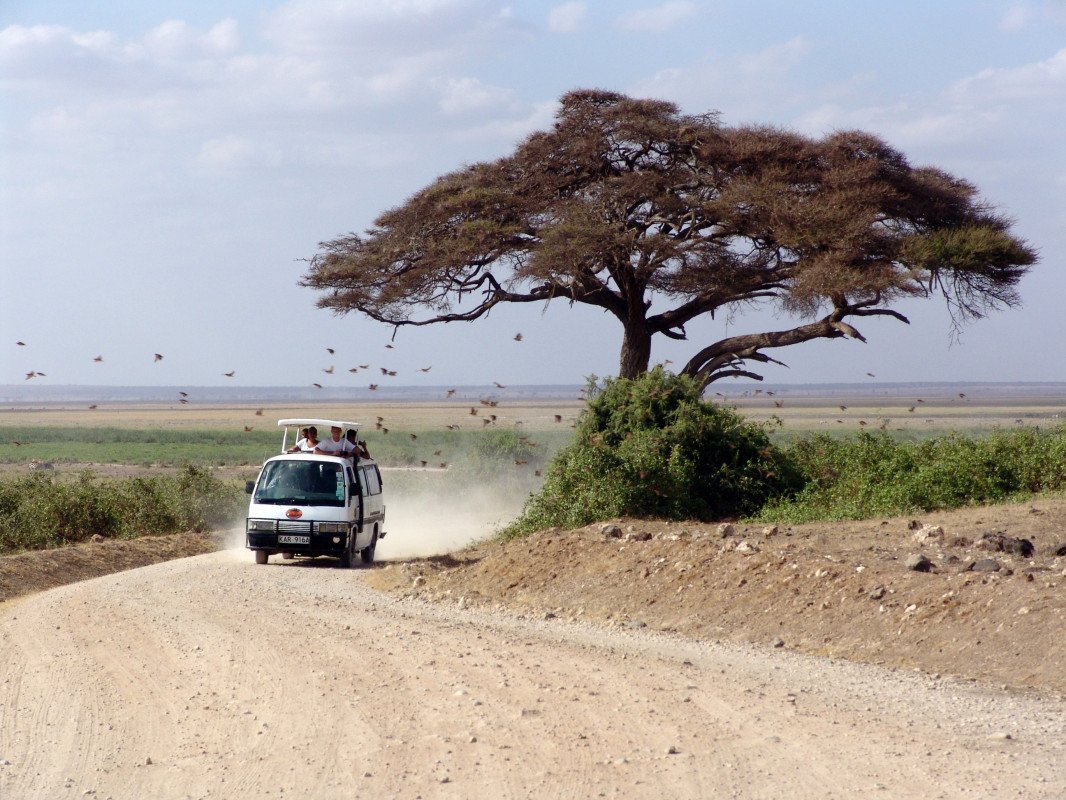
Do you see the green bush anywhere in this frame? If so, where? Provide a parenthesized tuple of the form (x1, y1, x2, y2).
(501, 368, 802, 537)
(0, 465, 246, 554)
(757, 424, 1066, 523)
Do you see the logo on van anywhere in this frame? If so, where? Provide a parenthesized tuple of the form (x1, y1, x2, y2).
(285, 508, 303, 519)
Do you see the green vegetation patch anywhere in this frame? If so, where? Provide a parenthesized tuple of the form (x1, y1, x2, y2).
(0, 465, 247, 555)
(756, 425, 1066, 523)
(502, 368, 801, 538)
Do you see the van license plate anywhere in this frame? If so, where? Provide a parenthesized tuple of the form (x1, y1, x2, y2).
(278, 535, 310, 545)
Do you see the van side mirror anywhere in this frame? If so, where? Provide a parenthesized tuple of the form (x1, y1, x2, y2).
(245, 480, 255, 494)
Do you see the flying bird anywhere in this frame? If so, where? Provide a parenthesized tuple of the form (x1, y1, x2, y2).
(243, 426, 253, 432)
(433, 450, 442, 456)
(553, 414, 562, 423)
(866, 372, 875, 377)
(369, 384, 378, 390)
(223, 371, 235, 377)
(154, 353, 163, 362)
(420, 366, 432, 372)
(326, 348, 335, 354)
(323, 366, 334, 374)
(385, 344, 394, 349)
(377, 416, 385, 422)
(470, 408, 478, 415)
(907, 406, 915, 412)
(255, 408, 263, 416)
(380, 367, 389, 375)
(839, 405, 847, 411)
(180, 398, 189, 405)
(16, 341, 25, 346)
(494, 382, 507, 389)
(515, 459, 528, 466)
(24, 371, 35, 380)
(446, 425, 459, 431)
(93, 355, 103, 362)
(313, 383, 323, 389)
(178, 391, 188, 397)
(359, 364, 369, 370)
(446, 389, 456, 398)
(88, 404, 97, 410)
(381, 427, 389, 434)
(482, 418, 491, 425)
(349, 368, 359, 373)
(409, 434, 417, 441)
(440, 462, 448, 469)
(420, 461, 427, 468)
(513, 333, 522, 341)
(774, 400, 784, 408)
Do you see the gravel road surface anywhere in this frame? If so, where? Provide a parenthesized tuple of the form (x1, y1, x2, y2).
(1, 549, 1063, 799)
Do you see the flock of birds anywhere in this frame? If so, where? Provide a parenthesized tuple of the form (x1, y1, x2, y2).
(13, 335, 569, 471)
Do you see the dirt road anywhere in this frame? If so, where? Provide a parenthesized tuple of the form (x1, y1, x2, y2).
(1, 549, 1063, 800)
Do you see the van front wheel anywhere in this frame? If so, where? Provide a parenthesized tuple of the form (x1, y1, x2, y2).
(255, 550, 268, 565)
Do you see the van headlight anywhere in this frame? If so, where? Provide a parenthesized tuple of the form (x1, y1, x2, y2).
(247, 519, 275, 531)
(317, 522, 347, 534)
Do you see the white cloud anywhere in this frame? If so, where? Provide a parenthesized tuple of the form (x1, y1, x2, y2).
(738, 36, 810, 78)
(438, 77, 515, 114)
(547, 2, 587, 34)
(615, 1, 697, 34)
(950, 47, 1066, 104)
(196, 135, 281, 168)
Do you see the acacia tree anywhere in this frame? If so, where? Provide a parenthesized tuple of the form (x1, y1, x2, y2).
(302, 89, 1036, 386)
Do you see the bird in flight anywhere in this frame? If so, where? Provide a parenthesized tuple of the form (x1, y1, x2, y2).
(323, 366, 334, 374)
(255, 409, 263, 416)
(154, 353, 163, 362)
(359, 364, 369, 370)
(243, 426, 253, 432)
(326, 348, 335, 354)
(513, 333, 522, 342)
(178, 391, 188, 397)
(24, 371, 35, 380)
(553, 414, 562, 423)
(348, 368, 359, 373)
(385, 344, 394, 349)
(16, 341, 25, 346)
(420, 366, 432, 373)
(369, 384, 378, 390)
(494, 382, 506, 389)
(409, 434, 417, 441)
(470, 408, 478, 416)
(93, 355, 103, 362)
(446, 389, 456, 398)
(223, 371, 235, 377)
(312, 382, 323, 389)
(839, 405, 847, 411)
(774, 400, 784, 408)
(88, 404, 98, 410)
(446, 424, 459, 430)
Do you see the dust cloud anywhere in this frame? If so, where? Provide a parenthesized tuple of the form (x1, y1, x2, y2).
(375, 480, 527, 560)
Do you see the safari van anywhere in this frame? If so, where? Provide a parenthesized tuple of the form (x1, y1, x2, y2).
(245, 419, 385, 567)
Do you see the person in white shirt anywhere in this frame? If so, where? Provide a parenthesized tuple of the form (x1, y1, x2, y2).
(314, 426, 355, 457)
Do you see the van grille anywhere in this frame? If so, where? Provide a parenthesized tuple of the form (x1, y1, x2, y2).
(277, 520, 311, 533)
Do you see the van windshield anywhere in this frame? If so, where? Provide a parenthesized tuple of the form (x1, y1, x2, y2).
(254, 460, 345, 506)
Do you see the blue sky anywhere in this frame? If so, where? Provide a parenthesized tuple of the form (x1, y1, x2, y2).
(2, 0, 1064, 388)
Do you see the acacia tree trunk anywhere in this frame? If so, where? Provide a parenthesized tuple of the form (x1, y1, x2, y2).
(619, 323, 653, 379)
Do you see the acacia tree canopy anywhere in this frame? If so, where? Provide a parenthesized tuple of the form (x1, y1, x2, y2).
(302, 89, 1037, 386)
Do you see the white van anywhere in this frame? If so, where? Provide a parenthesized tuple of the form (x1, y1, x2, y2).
(245, 419, 386, 567)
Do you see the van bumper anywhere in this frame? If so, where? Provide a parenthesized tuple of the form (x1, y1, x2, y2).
(246, 521, 352, 557)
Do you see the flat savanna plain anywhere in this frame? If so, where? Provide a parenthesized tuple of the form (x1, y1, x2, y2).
(3, 383, 1065, 436)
